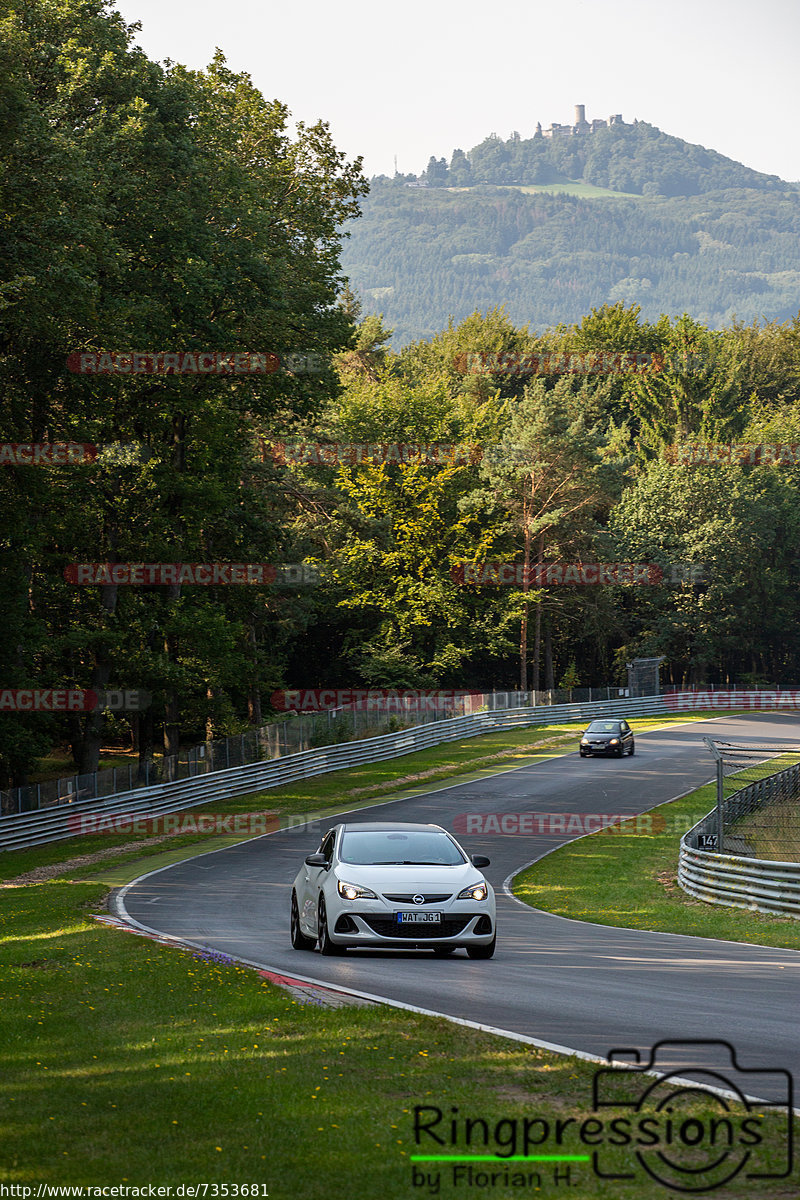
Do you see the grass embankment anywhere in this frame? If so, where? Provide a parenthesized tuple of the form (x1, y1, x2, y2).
(29, 748, 144, 784)
(1, 718, 585, 884)
(1, 883, 794, 1197)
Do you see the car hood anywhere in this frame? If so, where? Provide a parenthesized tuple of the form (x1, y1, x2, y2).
(334, 863, 484, 891)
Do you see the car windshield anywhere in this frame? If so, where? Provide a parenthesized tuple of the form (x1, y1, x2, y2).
(339, 830, 466, 866)
(586, 721, 620, 733)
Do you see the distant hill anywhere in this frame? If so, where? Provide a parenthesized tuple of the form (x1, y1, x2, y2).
(340, 121, 800, 345)
(428, 119, 790, 197)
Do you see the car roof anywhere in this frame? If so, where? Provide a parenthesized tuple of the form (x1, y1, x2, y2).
(338, 821, 446, 833)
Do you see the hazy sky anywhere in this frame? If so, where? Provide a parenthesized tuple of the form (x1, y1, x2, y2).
(113, 0, 800, 182)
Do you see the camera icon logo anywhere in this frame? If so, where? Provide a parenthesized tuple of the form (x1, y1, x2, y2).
(591, 1039, 793, 1192)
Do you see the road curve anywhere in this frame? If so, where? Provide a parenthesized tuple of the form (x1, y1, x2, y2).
(118, 714, 800, 1096)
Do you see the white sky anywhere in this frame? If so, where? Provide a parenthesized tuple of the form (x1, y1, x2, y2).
(113, 0, 800, 182)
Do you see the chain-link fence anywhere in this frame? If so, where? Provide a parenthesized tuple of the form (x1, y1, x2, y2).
(1, 685, 638, 819)
(695, 739, 800, 860)
(1, 689, 533, 818)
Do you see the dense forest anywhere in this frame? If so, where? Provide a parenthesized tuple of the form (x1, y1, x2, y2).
(340, 122, 800, 346)
(4, 0, 800, 789)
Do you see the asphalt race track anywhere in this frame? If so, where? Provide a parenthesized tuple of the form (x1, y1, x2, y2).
(118, 714, 800, 1100)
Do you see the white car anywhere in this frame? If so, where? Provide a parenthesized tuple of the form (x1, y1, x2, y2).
(290, 821, 496, 958)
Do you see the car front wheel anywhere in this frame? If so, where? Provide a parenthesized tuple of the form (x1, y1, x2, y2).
(629, 741, 635, 755)
(318, 897, 345, 956)
(467, 935, 496, 960)
(291, 892, 316, 950)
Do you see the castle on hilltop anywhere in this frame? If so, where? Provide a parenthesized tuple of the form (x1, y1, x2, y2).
(537, 105, 626, 138)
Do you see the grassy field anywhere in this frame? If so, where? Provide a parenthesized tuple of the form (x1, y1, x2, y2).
(728, 797, 800, 862)
(4, 708, 795, 1197)
(495, 182, 644, 199)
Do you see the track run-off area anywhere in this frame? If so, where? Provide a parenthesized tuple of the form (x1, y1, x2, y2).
(117, 713, 800, 1101)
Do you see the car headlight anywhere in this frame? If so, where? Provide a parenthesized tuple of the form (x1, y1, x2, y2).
(580, 737, 589, 744)
(458, 881, 488, 901)
(337, 880, 377, 901)
(609, 738, 619, 745)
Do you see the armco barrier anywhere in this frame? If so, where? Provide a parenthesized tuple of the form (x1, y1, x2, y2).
(0, 689, 790, 855)
(0, 707, 538, 854)
(1, 695, 667, 854)
(678, 760, 800, 917)
(678, 845, 800, 916)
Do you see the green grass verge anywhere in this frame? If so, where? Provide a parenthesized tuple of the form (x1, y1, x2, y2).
(1, 711, 728, 886)
(513, 774, 800, 950)
(1, 881, 794, 1197)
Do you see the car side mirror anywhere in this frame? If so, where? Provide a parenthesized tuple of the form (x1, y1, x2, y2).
(471, 854, 490, 868)
(304, 853, 328, 867)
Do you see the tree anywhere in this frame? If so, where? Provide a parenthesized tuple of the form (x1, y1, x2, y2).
(334, 287, 393, 383)
(449, 149, 472, 186)
(423, 156, 449, 186)
(623, 314, 748, 456)
(608, 461, 800, 684)
(0, 0, 367, 782)
(468, 378, 627, 690)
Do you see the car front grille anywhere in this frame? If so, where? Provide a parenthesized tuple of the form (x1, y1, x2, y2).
(362, 916, 471, 939)
(382, 893, 453, 904)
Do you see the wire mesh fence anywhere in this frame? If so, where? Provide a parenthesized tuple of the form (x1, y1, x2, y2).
(1, 685, 639, 819)
(697, 739, 800, 860)
(1, 689, 525, 818)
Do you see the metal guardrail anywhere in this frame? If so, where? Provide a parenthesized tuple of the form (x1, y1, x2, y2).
(1, 691, 494, 818)
(0, 707, 533, 854)
(2, 689, 787, 857)
(678, 760, 800, 917)
(2, 686, 628, 818)
(678, 846, 800, 916)
(0, 694, 670, 855)
(5, 683, 790, 819)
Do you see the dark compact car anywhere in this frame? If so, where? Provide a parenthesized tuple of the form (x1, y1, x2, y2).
(579, 719, 635, 757)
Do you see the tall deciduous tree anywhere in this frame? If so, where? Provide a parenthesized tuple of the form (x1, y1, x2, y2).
(0, 0, 366, 783)
(625, 314, 747, 455)
(469, 377, 627, 690)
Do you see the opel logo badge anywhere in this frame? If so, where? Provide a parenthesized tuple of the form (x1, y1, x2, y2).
(413, 894, 425, 905)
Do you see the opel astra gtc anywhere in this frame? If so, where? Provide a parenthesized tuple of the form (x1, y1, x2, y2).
(290, 821, 496, 957)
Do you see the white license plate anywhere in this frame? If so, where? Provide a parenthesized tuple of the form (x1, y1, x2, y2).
(397, 911, 442, 924)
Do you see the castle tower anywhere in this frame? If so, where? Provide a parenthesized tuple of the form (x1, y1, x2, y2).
(574, 104, 589, 134)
